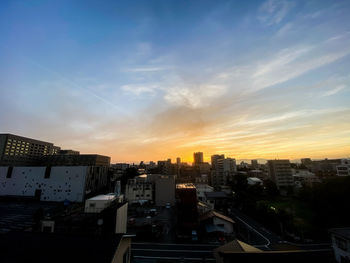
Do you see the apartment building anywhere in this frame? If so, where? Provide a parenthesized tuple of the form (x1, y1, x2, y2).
(267, 160, 294, 190)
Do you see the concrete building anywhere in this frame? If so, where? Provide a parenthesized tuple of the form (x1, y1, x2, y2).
(251, 160, 258, 169)
(195, 183, 214, 201)
(154, 175, 176, 206)
(329, 228, 350, 263)
(211, 154, 225, 170)
(200, 210, 235, 235)
(336, 159, 350, 176)
(176, 157, 181, 166)
(267, 160, 294, 190)
(84, 194, 128, 234)
(0, 166, 109, 202)
(125, 178, 153, 203)
(292, 169, 321, 187)
(41, 154, 110, 166)
(176, 183, 198, 230)
(311, 158, 342, 178)
(85, 194, 119, 213)
(193, 152, 204, 165)
(211, 157, 237, 189)
(0, 133, 61, 166)
(58, 149, 80, 155)
(157, 159, 176, 175)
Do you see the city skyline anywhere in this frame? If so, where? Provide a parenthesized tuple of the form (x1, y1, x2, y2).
(1, 0, 350, 163)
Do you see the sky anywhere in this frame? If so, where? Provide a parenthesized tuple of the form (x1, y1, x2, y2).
(0, 0, 350, 163)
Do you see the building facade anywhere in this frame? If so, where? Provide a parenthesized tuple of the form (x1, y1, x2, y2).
(267, 160, 294, 190)
(0, 165, 109, 202)
(0, 133, 61, 166)
(125, 178, 153, 203)
(193, 152, 204, 165)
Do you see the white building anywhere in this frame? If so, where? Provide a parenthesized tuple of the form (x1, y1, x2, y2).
(292, 169, 321, 186)
(195, 183, 214, 201)
(85, 194, 118, 213)
(247, 177, 263, 185)
(267, 160, 294, 190)
(330, 228, 350, 263)
(125, 178, 153, 203)
(0, 166, 108, 202)
(200, 210, 235, 234)
(337, 159, 350, 176)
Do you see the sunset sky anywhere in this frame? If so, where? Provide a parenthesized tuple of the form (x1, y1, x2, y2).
(1, 0, 350, 163)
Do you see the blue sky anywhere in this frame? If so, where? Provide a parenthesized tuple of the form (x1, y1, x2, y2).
(1, 0, 350, 163)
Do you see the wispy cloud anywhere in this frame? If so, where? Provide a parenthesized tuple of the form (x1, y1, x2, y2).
(322, 85, 346, 97)
(258, 0, 295, 25)
(121, 84, 159, 96)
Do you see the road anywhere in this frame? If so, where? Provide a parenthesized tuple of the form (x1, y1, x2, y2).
(132, 242, 219, 262)
(229, 207, 332, 251)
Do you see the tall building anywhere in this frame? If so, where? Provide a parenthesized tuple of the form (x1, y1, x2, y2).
(251, 160, 258, 169)
(211, 154, 225, 170)
(193, 152, 204, 165)
(176, 157, 181, 166)
(267, 160, 294, 190)
(211, 155, 236, 189)
(0, 134, 61, 166)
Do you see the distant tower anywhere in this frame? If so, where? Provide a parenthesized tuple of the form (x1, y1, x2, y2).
(176, 157, 181, 165)
(193, 152, 204, 165)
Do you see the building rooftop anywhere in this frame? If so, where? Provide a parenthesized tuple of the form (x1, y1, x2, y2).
(87, 194, 117, 201)
(329, 227, 350, 240)
(176, 183, 196, 189)
(204, 191, 228, 199)
(200, 210, 235, 224)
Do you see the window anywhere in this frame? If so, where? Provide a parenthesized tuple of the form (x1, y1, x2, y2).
(89, 203, 96, 208)
(6, 167, 13, 178)
(45, 167, 51, 179)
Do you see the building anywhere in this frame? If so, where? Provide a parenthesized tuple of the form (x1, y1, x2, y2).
(157, 159, 176, 175)
(198, 162, 211, 174)
(292, 169, 321, 187)
(176, 183, 198, 231)
(211, 157, 237, 189)
(193, 152, 204, 165)
(311, 158, 342, 178)
(0, 133, 61, 166)
(0, 166, 109, 202)
(154, 175, 176, 206)
(41, 154, 110, 166)
(329, 228, 350, 263)
(58, 149, 80, 155)
(336, 159, 350, 176)
(301, 158, 312, 169)
(211, 154, 225, 170)
(204, 191, 229, 210)
(125, 178, 153, 203)
(200, 210, 235, 235)
(84, 194, 128, 234)
(251, 160, 258, 169)
(176, 157, 181, 166)
(267, 160, 294, 191)
(85, 194, 121, 213)
(195, 183, 214, 201)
